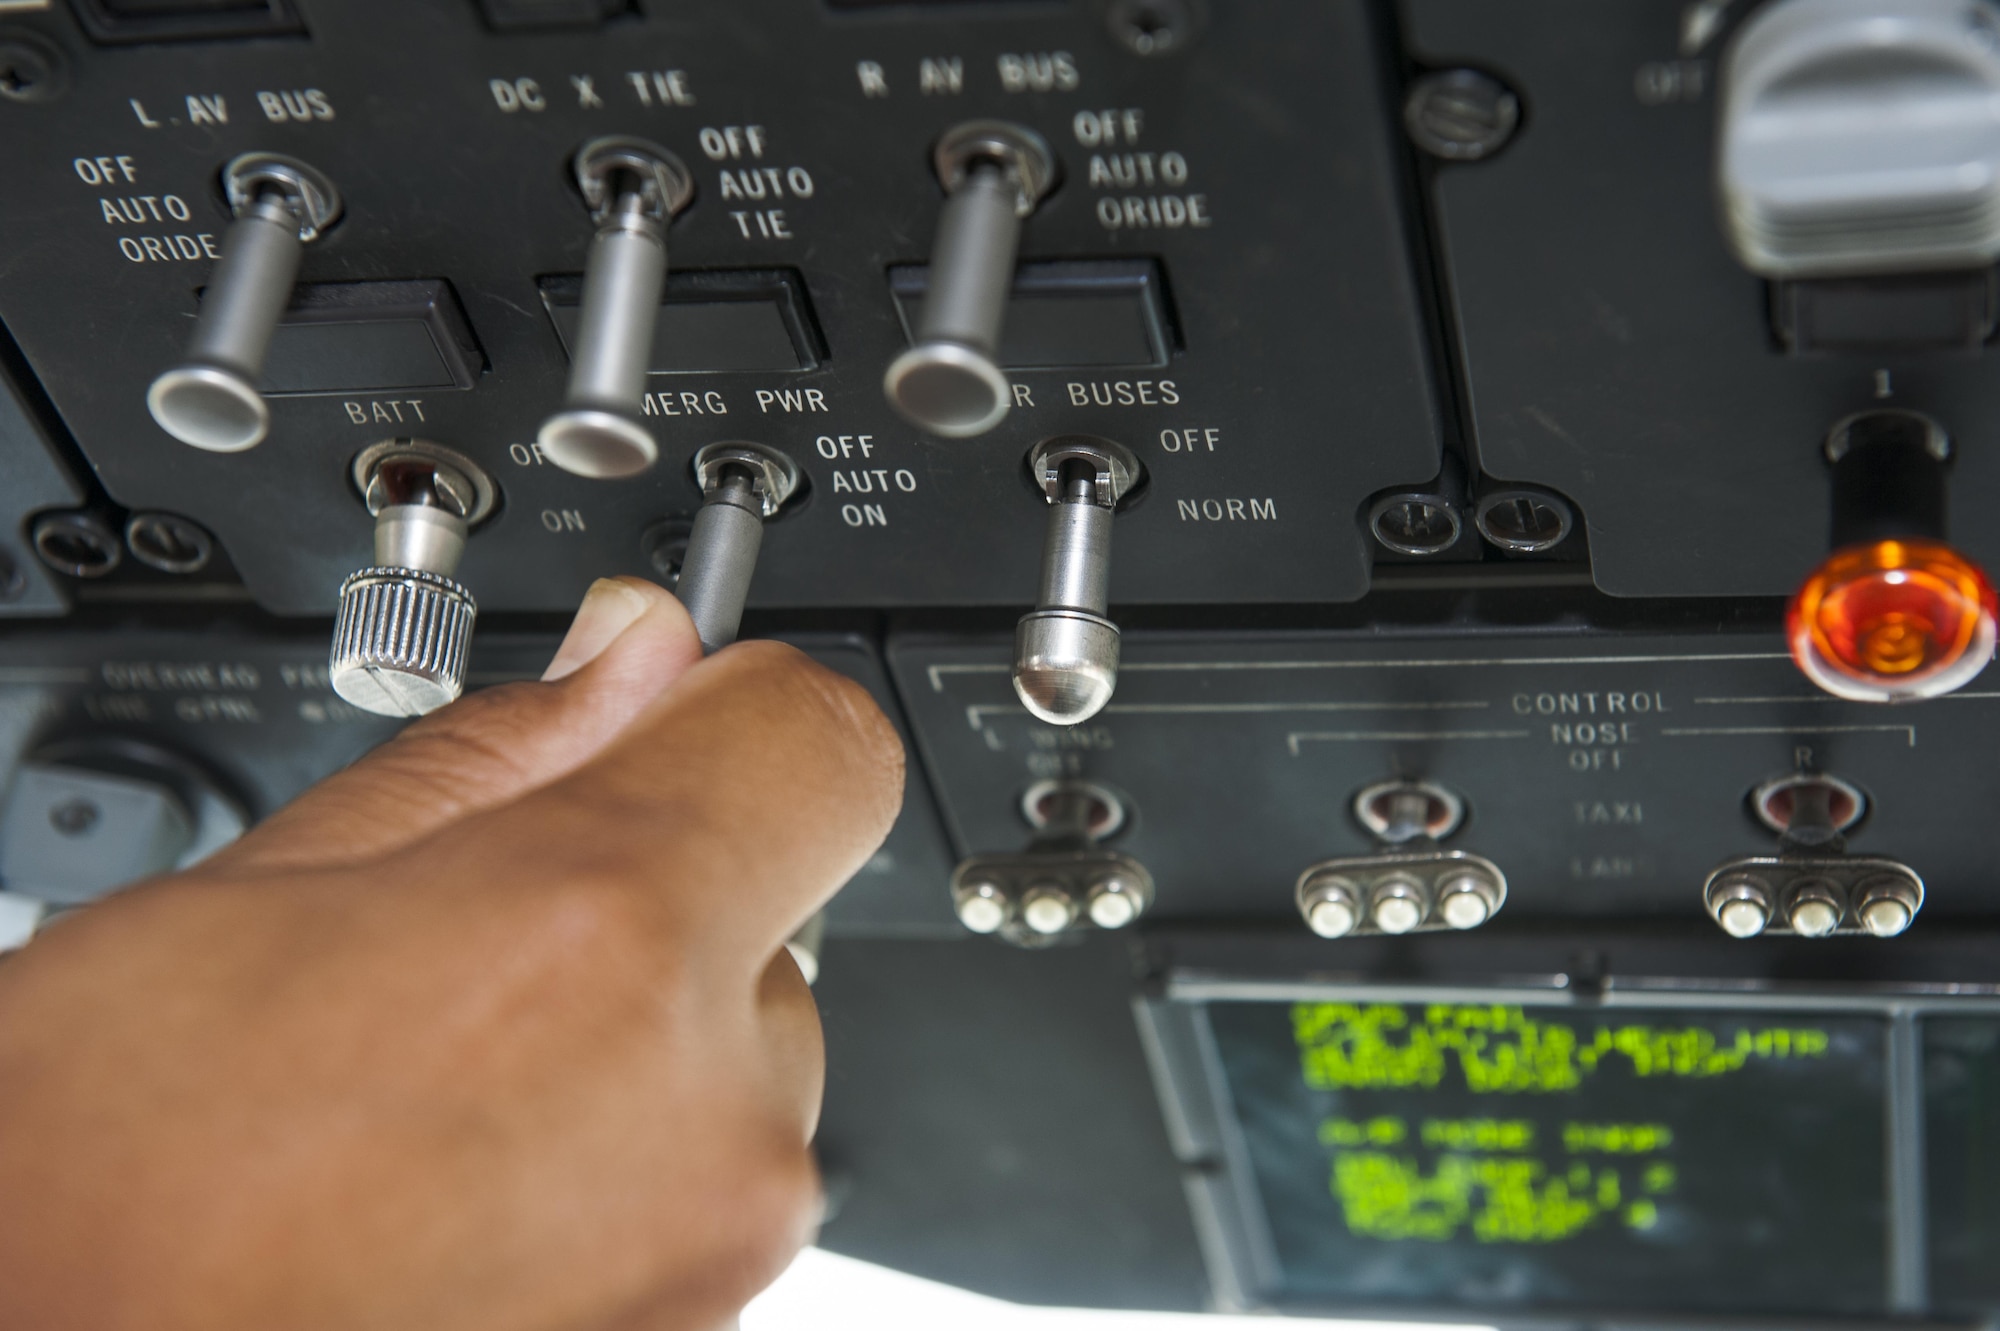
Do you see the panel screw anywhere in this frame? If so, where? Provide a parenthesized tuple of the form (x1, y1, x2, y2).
(1474, 489, 1574, 552)
(31, 511, 123, 579)
(1405, 69, 1520, 162)
(125, 512, 215, 574)
(1105, 0, 1199, 56)
(0, 33, 67, 104)
(49, 797, 99, 837)
(1368, 492, 1462, 556)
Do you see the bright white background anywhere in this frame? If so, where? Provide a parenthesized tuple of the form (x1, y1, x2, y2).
(742, 1248, 1492, 1331)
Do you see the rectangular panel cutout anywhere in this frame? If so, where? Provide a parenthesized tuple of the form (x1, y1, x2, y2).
(1773, 270, 1998, 356)
(260, 280, 484, 395)
(538, 269, 821, 375)
(889, 258, 1174, 370)
(72, 0, 305, 44)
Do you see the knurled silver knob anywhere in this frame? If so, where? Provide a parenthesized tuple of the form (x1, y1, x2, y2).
(330, 567, 476, 718)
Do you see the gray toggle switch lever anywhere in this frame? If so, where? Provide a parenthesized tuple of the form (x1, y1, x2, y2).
(884, 121, 1057, 439)
(1719, 0, 2000, 277)
(537, 137, 695, 480)
(1013, 437, 1140, 726)
(676, 442, 801, 654)
(330, 441, 497, 718)
(146, 153, 341, 453)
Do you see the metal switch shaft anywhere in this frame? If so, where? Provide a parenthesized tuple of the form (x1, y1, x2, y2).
(1013, 437, 1139, 726)
(675, 443, 801, 654)
(330, 442, 496, 719)
(537, 137, 694, 480)
(883, 121, 1056, 439)
(146, 153, 340, 452)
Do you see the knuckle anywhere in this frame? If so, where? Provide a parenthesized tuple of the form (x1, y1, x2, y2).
(728, 644, 905, 803)
(512, 865, 675, 969)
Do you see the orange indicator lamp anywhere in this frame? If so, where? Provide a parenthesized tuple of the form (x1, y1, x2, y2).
(1787, 413, 1997, 703)
(1789, 539, 1997, 702)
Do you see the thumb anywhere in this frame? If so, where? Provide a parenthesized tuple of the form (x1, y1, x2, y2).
(416, 640, 906, 977)
(208, 578, 703, 875)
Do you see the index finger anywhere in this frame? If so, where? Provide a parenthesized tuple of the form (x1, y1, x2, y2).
(405, 641, 905, 972)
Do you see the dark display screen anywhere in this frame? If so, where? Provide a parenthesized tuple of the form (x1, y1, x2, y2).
(1924, 1018, 2000, 1313)
(1206, 1000, 1889, 1315)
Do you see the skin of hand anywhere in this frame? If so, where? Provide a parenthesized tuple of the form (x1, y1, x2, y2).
(0, 577, 905, 1331)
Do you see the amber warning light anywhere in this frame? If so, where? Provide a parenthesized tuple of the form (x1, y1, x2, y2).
(1788, 413, 1997, 703)
(1789, 539, 1997, 702)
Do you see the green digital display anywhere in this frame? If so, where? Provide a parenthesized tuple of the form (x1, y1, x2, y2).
(1207, 1000, 1889, 1315)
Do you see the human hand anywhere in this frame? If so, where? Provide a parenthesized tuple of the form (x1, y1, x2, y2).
(0, 577, 904, 1331)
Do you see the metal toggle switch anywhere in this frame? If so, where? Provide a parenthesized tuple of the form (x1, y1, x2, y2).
(1013, 436, 1140, 726)
(1296, 779, 1507, 939)
(676, 441, 801, 654)
(1702, 771, 1924, 939)
(883, 121, 1057, 438)
(330, 440, 496, 718)
(146, 152, 341, 453)
(537, 136, 695, 480)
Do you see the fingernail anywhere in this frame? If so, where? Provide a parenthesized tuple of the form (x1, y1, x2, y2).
(543, 579, 655, 681)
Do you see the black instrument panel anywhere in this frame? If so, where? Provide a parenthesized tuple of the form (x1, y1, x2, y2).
(0, 0, 1996, 1323)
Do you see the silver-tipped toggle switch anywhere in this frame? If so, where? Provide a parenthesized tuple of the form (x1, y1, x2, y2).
(330, 440, 496, 718)
(676, 441, 800, 654)
(538, 137, 695, 480)
(884, 121, 1057, 439)
(1014, 436, 1139, 726)
(147, 153, 341, 453)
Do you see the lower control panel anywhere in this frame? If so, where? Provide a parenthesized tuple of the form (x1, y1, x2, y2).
(891, 627, 2000, 941)
(11, 618, 1997, 952)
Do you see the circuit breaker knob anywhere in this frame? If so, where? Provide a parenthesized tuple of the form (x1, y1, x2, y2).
(1014, 437, 1140, 726)
(883, 121, 1056, 438)
(330, 569, 476, 718)
(537, 137, 694, 479)
(676, 442, 801, 654)
(330, 443, 495, 718)
(146, 153, 340, 452)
